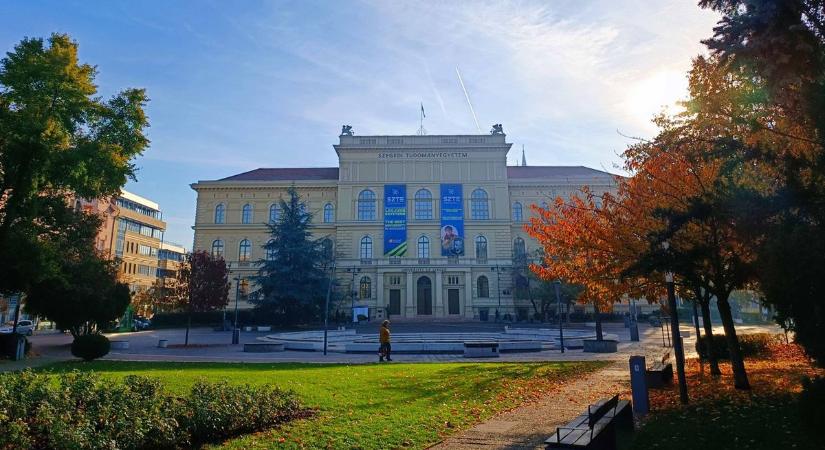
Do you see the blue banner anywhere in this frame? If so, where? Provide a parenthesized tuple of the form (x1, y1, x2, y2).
(383, 184, 407, 256)
(440, 184, 465, 256)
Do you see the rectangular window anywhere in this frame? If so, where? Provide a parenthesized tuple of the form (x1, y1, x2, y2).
(447, 275, 460, 285)
(138, 244, 157, 256)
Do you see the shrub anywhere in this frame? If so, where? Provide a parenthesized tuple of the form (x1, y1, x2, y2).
(182, 380, 301, 445)
(0, 370, 183, 449)
(696, 333, 780, 360)
(800, 376, 825, 431)
(71, 334, 111, 361)
(0, 370, 304, 449)
(0, 333, 28, 359)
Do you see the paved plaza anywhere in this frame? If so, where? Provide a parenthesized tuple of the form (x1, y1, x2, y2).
(0, 320, 760, 371)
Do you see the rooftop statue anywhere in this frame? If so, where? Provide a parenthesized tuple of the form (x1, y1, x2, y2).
(490, 124, 504, 135)
(341, 125, 354, 136)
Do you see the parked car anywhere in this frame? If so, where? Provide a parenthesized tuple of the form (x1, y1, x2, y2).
(132, 316, 151, 331)
(0, 319, 35, 336)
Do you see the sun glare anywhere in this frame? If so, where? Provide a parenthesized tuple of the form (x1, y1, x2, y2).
(625, 69, 688, 130)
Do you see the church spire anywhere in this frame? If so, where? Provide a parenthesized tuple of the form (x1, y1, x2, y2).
(521, 145, 527, 166)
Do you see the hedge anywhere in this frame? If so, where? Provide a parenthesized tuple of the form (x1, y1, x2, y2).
(800, 376, 825, 431)
(0, 370, 304, 449)
(696, 332, 781, 360)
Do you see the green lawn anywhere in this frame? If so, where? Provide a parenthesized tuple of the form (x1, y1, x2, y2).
(44, 360, 603, 449)
(620, 394, 820, 450)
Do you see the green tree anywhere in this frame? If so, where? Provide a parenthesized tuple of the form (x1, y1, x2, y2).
(253, 187, 330, 324)
(24, 211, 130, 337)
(0, 33, 149, 297)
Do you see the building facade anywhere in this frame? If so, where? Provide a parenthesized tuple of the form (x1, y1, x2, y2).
(77, 190, 169, 293)
(191, 130, 617, 321)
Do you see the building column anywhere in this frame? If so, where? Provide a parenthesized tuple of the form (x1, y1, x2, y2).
(434, 269, 444, 317)
(376, 270, 385, 315)
(465, 270, 474, 319)
(406, 270, 415, 317)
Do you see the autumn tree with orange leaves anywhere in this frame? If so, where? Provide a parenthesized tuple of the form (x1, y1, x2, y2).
(527, 57, 765, 390)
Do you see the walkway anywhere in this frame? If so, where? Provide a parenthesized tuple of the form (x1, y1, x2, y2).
(428, 361, 631, 450)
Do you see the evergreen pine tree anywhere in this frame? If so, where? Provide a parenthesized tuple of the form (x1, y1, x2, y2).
(253, 186, 331, 324)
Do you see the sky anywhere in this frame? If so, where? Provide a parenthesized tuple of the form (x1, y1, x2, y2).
(2, 1, 720, 247)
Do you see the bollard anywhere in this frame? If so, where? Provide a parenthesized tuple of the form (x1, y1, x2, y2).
(629, 355, 649, 416)
(630, 323, 640, 341)
(157, 339, 168, 348)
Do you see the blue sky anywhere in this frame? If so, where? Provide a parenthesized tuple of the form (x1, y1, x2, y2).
(3, 1, 719, 247)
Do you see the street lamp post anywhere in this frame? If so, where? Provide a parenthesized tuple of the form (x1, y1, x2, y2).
(232, 276, 242, 345)
(323, 262, 336, 356)
(347, 268, 360, 322)
(554, 280, 564, 353)
(491, 265, 503, 322)
(663, 241, 689, 404)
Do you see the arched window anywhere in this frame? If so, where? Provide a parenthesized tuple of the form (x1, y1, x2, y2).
(265, 239, 276, 261)
(512, 202, 523, 222)
(269, 203, 280, 223)
(239, 239, 251, 261)
(471, 189, 490, 220)
(323, 203, 334, 223)
(359, 276, 371, 299)
(417, 235, 430, 258)
(211, 239, 224, 258)
(477, 275, 490, 298)
(513, 237, 526, 258)
(475, 235, 488, 260)
(414, 189, 433, 220)
(215, 204, 225, 224)
(358, 189, 376, 221)
(360, 236, 373, 259)
(241, 204, 253, 224)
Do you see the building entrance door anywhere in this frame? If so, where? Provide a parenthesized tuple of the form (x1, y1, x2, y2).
(389, 289, 401, 315)
(416, 276, 432, 315)
(448, 289, 460, 315)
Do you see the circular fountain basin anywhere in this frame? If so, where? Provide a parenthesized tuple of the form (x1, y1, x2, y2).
(259, 328, 611, 354)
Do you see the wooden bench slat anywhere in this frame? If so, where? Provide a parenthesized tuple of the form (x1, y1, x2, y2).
(546, 395, 632, 449)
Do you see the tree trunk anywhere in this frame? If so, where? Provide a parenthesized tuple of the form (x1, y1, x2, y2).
(699, 300, 722, 376)
(185, 311, 191, 346)
(716, 294, 750, 390)
(593, 301, 603, 341)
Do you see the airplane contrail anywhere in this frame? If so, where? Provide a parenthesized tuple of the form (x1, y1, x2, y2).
(455, 66, 481, 133)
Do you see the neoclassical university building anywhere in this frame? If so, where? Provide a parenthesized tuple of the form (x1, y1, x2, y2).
(190, 128, 616, 321)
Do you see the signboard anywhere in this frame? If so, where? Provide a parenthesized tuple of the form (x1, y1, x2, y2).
(440, 184, 465, 256)
(383, 184, 407, 256)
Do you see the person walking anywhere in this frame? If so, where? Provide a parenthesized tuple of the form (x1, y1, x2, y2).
(379, 320, 392, 362)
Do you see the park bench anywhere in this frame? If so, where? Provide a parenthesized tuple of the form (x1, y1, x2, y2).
(463, 341, 499, 358)
(645, 352, 673, 389)
(545, 394, 633, 449)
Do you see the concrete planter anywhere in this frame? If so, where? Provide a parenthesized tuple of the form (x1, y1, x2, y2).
(157, 339, 168, 348)
(583, 339, 618, 353)
(257, 326, 271, 332)
(110, 340, 130, 350)
(243, 326, 253, 332)
(243, 342, 285, 353)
